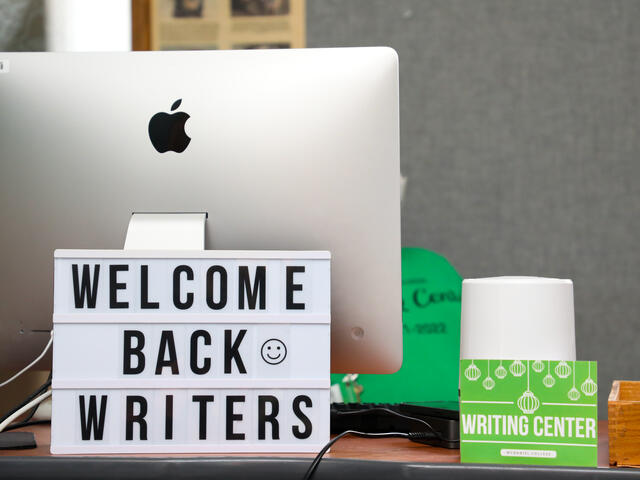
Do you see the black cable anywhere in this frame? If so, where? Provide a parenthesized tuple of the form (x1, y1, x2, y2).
(0, 372, 52, 425)
(19, 372, 53, 425)
(302, 430, 408, 480)
(1, 419, 50, 432)
(0, 380, 50, 424)
(332, 406, 444, 440)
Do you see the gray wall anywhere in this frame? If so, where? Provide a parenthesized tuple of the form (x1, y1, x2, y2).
(308, 0, 640, 418)
(3, 0, 640, 418)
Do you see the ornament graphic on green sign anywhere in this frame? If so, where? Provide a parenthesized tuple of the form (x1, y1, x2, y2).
(532, 360, 544, 373)
(567, 361, 581, 401)
(509, 359, 526, 377)
(581, 363, 597, 396)
(482, 360, 495, 391)
(555, 361, 571, 378)
(516, 360, 540, 414)
(543, 360, 555, 388)
(465, 360, 481, 381)
(494, 360, 507, 379)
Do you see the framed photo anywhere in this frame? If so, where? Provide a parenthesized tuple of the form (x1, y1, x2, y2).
(231, 0, 290, 17)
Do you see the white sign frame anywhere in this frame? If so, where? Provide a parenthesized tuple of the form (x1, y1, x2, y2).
(51, 249, 330, 454)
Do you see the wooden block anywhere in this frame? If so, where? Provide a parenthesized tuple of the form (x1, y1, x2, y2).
(608, 380, 640, 467)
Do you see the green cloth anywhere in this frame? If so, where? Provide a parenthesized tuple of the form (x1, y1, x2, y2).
(331, 247, 462, 403)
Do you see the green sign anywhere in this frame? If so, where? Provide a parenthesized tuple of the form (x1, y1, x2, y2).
(331, 248, 461, 403)
(460, 359, 598, 467)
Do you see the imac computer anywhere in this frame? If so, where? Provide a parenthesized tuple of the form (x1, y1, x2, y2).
(0, 47, 401, 374)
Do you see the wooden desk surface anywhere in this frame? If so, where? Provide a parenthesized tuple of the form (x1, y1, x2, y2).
(1, 421, 611, 467)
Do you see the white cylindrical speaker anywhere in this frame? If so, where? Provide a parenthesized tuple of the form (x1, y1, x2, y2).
(460, 277, 576, 361)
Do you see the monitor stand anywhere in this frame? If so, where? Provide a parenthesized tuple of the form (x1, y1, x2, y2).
(123, 213, 207, 250)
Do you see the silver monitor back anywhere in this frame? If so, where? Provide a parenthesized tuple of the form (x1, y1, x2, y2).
(0, 48, 401, 374)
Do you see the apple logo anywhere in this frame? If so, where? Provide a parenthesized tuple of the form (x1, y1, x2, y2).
(148, 99, 191, 153)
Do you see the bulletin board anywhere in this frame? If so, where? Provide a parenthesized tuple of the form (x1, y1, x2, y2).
(133, 0, 306, 51)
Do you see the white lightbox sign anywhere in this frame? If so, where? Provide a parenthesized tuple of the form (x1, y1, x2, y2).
(51, 250, 330, 454)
